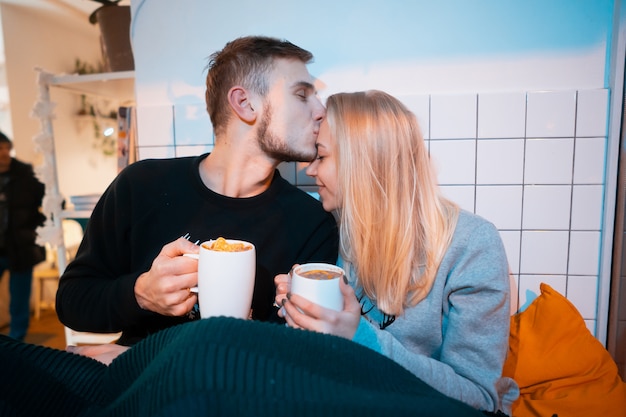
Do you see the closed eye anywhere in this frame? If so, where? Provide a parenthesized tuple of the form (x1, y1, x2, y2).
(293, 81, 316, 101)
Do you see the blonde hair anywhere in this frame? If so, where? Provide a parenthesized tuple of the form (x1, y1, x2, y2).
(327, 90, 459, 316)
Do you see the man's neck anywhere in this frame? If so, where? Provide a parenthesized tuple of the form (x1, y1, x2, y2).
(199, 144, 277, 198)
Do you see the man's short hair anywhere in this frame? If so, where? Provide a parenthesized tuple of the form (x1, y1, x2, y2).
(205, 36, 314, 136)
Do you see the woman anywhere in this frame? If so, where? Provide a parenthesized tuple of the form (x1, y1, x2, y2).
(276, 90, 519, 416)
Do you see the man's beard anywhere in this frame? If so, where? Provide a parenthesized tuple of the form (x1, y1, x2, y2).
(256, 103, 316, 163)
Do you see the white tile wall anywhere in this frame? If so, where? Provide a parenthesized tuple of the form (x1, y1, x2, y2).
(475, 185, 522, 230)
(521, 230, 570, 274)
(499, 230, 521, 273)
(524, 138, 574, 184)
(173, 103, 214, 146)
(430, 139, 476, 184)
(399, 94, 430, 139)
(567, 276, 599, 319)
(568, 231, 601, 276)
(136, 105, 175, 147)
(476, 139, 525, 184)
(574, 137, 606, 184)
(522, 185, 571, 230)
(175, 145, 213, 157)
(439, 185, 475, 213)
(576, 89, 609, 137)
(137, 146, 176, 160)
(432, 89, 605, 331)
(430, 94, 477, 139)
(526, 91, 577, 138)
(143, 88, 609, 333)
(478, 92, 526, 139)
(571, 185, 604, 230)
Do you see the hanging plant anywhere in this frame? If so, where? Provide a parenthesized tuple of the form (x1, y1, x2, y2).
(73, 58, 104, 75)
(74, 94, 118, 156)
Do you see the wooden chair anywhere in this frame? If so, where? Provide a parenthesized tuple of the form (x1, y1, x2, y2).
(33, 219, 85, 320)
(32, 249, 59, 320)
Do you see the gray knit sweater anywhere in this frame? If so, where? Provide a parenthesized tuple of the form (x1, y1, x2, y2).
(346, 210, 519, 415)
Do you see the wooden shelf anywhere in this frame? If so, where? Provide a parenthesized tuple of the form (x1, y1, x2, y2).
(50, 71, 135, 102)
(61, 210, 93, 219)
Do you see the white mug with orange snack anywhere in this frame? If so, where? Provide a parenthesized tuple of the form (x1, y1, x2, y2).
(290, 263, 345, 311)
(186, 237, 256, 319)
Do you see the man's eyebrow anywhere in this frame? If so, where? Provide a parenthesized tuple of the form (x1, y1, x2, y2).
(293, 81, 316, 92)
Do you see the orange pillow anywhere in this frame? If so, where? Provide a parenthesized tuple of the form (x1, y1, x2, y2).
(503, 283, 626, 417)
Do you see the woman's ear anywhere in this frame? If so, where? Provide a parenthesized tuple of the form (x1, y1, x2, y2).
(228, 87, 257, 123)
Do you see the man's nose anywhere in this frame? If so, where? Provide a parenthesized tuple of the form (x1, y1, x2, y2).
(312, 98, 325, 121)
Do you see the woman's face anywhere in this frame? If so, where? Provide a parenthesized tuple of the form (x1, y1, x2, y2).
(306, 119, 339, 212)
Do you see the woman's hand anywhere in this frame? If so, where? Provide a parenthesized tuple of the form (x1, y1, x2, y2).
(274, 265, 297, 308)
(280, 274, 361, 340)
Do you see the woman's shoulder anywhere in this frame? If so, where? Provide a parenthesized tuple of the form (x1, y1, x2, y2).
(442, 210, 509, 287)
(455, 209, 499, 235)
(447, 210, 507, 265)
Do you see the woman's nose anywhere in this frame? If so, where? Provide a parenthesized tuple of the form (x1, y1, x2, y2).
(305, 160, 318, 177)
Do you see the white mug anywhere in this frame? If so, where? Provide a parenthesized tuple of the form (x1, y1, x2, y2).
(185, 238, 256, 319)
(291, 263, 345, 311)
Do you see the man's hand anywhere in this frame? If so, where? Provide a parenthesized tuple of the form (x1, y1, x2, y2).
(134, 237, 200, 316)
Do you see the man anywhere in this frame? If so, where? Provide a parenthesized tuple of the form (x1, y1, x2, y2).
(56, 36, 339, 346)
(0, 132, 46, 341)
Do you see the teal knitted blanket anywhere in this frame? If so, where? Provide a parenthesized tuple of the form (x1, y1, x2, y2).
(0, 317, 483, 416)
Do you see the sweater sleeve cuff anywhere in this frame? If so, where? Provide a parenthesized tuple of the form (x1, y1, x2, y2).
(352, 317, 383, 354)
(116, 273, 158, 323)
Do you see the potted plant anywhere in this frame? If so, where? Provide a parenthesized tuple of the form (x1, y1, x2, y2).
(88, 0, 134, 72)
(88, 0, 123, 24)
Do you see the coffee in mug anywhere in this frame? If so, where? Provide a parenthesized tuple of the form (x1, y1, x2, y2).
(291, 263, 344, 311)
(298, 269, 343, 280)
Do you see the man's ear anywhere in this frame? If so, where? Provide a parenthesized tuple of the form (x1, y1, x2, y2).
(228, 87, 257, 123)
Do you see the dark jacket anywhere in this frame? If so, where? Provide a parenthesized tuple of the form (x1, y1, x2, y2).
(4, 158, 46, 271)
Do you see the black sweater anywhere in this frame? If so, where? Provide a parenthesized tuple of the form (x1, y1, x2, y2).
(56, 154, 338, 345)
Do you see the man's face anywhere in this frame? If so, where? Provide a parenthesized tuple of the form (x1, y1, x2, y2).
(0, 142, 12, 171)
(255, 58, 325, 162)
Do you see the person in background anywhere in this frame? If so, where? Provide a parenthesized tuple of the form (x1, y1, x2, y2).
(0, 131, 46, 341)
(56, 35, 338, 350)
(275, 91, 519, 416)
